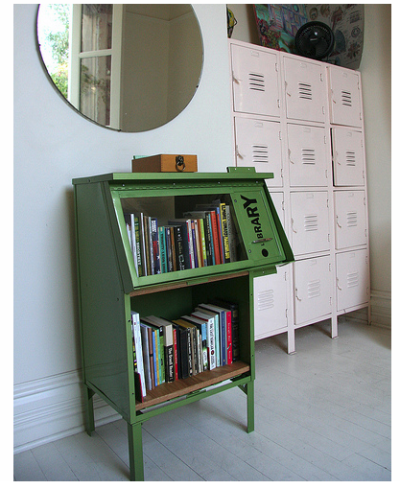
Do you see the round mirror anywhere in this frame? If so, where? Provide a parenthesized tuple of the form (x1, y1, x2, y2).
(37, 4, 203, 132)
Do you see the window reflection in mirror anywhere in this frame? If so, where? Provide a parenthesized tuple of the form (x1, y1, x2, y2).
(37, 4, 203, 132)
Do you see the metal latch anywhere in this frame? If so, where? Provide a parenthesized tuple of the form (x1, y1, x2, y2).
(176, 155, 186, 172)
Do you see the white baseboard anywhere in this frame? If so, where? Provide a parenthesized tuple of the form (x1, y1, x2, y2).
(14, 370, 121, 454)
(346, 290, 391, 328)
(370, 289, 391, 328)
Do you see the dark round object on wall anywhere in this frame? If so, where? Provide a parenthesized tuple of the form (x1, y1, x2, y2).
(295, 21, 334, 60)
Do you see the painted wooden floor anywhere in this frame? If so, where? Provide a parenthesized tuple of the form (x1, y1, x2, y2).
(14, 318, 391, 481)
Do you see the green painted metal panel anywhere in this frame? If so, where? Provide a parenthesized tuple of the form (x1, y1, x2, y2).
(74, 182, 135, 421)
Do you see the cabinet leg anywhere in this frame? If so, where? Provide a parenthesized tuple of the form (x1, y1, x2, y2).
(84, 386, 95, 436)
(127, 422, 144, 481)
(287, 328, 296, 354)
(246, 381, 255, 433)
(331, 314, 338, 339)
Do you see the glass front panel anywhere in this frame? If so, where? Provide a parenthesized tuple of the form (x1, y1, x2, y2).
(81, 4, 113, 52)
(121, 194, 246, 277)
(80, 56, 111, 126)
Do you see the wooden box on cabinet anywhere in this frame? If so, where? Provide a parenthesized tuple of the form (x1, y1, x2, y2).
(73, 168, 293, 480)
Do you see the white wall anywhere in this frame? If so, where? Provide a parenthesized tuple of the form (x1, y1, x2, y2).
(14, 3, 233, 451)
(227, 3, 392, 324)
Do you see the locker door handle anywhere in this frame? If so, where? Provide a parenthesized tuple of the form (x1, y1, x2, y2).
(336, 278, 342, 291)
(236, 145, 244, 160)
(336, 215, 342, 228)
(291, 218, 298, 233)
(295, 289, 302, 301)
(232, 72, 240, 84)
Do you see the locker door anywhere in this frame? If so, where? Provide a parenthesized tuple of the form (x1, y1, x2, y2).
(234, 117, 283, 187)
(294, 256, 332, 324)
(254, 266, 288, 339)
(336, 250, 369, 311)
(270, 192, 285, 231)
(332, 127, 365, 186)
(282, 55, 326, 123)
(290, 191, 330, 256)
(287, 124, 329, 187)
(329, 66, 362, 128)
(231, 44, 280, 117)
(334, 190, 367, 249)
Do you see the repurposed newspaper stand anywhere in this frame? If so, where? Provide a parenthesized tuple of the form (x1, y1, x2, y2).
(73, 168, 293, 480)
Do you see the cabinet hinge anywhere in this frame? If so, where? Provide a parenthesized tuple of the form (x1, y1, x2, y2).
(285, 308, 288, 318)
(324, 135, 327, 144)
(330, 297, 333, 305)
(322, 106, 326, 115)
(279, 130, 282, 140)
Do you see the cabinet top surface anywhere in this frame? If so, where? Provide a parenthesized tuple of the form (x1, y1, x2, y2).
(72, 168, 274, 185)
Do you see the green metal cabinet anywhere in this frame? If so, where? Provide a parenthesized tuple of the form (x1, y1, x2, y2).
(73, 168, 293, 480)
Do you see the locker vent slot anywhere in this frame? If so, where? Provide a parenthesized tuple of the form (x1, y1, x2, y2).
(252, 145, 269, 164)
(307, 280, 321, 299)
(341, 90, 352, 107)
(304, 214, 318, 232)
(346, 151, 356, 166)
(249, 73, 265, 92)
(257, 289, 274, 311)
(298, 82, 312, 100)
(302, 148, 316, 165)
(347, 271, 359, 289)
(346, 211, 358, 227)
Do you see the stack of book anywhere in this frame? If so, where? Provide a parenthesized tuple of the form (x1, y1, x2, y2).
(131, 299, 240, 402)
(124, 201, 238, 277)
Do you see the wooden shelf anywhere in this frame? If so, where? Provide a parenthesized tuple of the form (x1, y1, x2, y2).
(129, 271, 249, 297)
(136, 361, 250, 410)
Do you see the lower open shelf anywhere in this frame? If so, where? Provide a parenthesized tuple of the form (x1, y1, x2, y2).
(136, 360, 250, 410)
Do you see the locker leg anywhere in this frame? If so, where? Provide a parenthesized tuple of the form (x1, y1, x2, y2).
(287, 328, 296, 354)
(127, 422, 144, 481)
(246, 381, 255, 433)
(331, 314, 338, 339)
(84, 385, 95, 436)
(367, 304, 372, 325)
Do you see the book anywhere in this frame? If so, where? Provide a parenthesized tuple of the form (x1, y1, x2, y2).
(210, 298, 239, 362)
(198, 218, 208, 267)
(172, 326, 179, 380)
(142, 316, 174, 383)
(141, 317, 165, 385)
(140, 324, 152, 391)
(219, 202, 230, 263)
(131, 311, 146, 397)
(158, 226, 168, 273)
(225, 205, 237, 263)
(190, 309, 216, 370)
(134, 215, 143, 276)
(172, 223, 190, 270)
(181, 314, 208, 371)
(140, 213, 148, 276)
(172, 318, 198, 375)
(141, 324, 155, 388)
(195, 306, 220, 367)
(168, 219, 193, 269)
(172, 323, 189, 378)
(151, 218, 160, 274)
(198, 303, 232, 366)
